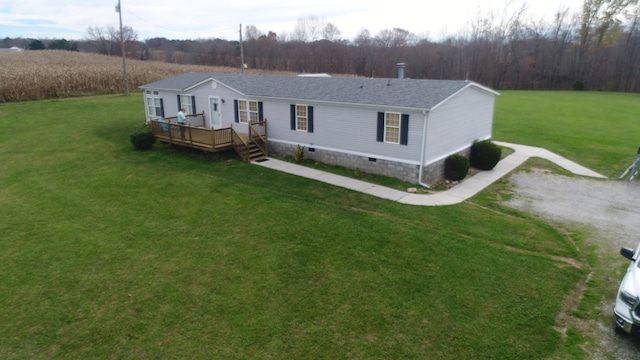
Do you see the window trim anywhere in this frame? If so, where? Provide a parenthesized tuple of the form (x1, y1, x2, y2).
(237, 99, 259, 124)
(377, 111, 409, 146)
(295, 104, 308, 132)
(384, 111, 401, 144)
(145, 91, 163, 119)
(290, 104, 314, 133)
(178, 94, 195, 115)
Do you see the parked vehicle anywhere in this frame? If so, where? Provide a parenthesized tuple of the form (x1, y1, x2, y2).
(614, 244, 640, 334)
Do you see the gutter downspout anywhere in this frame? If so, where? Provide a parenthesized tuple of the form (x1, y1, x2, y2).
(418, 109, 430, 188)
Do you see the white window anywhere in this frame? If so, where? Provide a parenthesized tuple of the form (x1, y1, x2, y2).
(296, 105, 308, 132)
(384, 112, 401, 144)
(145, 91, 162, 119)
(179, 95, 194, 114)
(238, 100, 259, 124)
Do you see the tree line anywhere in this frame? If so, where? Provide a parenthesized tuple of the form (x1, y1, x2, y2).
(3, 0, 639, 92)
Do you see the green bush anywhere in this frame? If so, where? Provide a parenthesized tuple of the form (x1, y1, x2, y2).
(572, 80, 585, 91)
(444, 154, 469, 181)
(470, 140, 501, 170)
(130, 129, 156, 150)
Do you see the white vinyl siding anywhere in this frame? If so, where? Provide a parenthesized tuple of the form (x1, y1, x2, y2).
(269, 103, 424, 163)
(424, 86, 494, 165)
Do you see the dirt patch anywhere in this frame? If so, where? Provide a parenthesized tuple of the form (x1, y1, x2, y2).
(504, 169, 640, 252)
(502, 169, 640, 359)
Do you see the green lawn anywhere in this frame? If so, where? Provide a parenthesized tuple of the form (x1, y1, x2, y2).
(494, 90, 640, 178)
(0, 92, 629, 358)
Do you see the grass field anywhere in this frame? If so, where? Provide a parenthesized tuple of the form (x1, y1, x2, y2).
(494, 90, 640, 178)
(1, 90, 638, 358)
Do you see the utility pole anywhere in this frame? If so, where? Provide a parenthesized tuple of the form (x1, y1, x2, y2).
(239, 24, 245, 75)
(116, 0, 129, 96)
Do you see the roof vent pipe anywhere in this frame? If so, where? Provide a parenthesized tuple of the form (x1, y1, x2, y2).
(397, 63, 405, 79)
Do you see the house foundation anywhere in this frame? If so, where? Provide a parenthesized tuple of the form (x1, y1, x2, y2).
(270, 142, 472, 187)
(419, 148, 471, 186)
(269, 142, 422, 184)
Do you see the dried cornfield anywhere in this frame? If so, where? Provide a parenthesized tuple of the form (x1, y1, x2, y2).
(0, 51, 287, 102)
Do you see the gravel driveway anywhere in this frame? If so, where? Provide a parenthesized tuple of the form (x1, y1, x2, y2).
(502, 169, 640, 359)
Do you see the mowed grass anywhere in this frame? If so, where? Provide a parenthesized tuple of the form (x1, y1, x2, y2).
(494, 90, 640, 178)
(0, 94, 591, 358)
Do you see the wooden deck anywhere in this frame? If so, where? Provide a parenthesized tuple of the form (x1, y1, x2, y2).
(148, 116, 268, 162)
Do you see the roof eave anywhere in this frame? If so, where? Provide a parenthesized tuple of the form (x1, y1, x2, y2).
(139, 85, 182, 92)
(430, 82, 499, 111)
(140, 76, 247, 96)
(466, 81, 500, 96)
(184, 77, 215, 92)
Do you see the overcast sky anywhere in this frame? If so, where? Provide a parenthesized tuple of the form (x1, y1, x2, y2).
(1, 0, 585, 42)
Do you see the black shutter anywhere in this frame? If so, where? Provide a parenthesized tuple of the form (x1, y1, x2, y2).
(400, 114, 409, 145)
(160, 98, 165, 117)
(234, 100, 239, 123)
(308, 106, 314, 133)
(376, 112, 384, 142)
(191, 96, 196, 113)
(290, 104, 296, 130)
(177, 95, 181, 111)
(258, 102, 264, 121)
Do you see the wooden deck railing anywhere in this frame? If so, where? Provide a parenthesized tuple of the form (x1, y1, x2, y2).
(249, 119, 268, 158)
(149, 117, 268, 161)
(160, 111, 206, 127)
(149, 118, 233, 151)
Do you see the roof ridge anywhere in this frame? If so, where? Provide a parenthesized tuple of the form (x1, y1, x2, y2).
(141, 72, 496, 110)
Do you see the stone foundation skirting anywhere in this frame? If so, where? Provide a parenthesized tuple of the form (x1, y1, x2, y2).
(269, 142, 471, 186)
(419, 148, 472, 185)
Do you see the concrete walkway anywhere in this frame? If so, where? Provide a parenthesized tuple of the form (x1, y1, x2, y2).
(253, 141, 607, 206)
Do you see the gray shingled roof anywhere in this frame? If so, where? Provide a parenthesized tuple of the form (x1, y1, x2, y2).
(141, 72, 496, 110)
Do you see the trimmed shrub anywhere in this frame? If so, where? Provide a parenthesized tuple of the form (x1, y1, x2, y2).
(130, 129, 156, 150)
(470, 140, 501, 170)
(572, 80, 585, 91)
(444, 154, 469, 181)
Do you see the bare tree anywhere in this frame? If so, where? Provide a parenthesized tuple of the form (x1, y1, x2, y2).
(352, 28, 373, 76)
(292, 18, 308, 42)
(85, 25, 137, 57)
(323, 22, 341, 41)
(545, 8, 576, 88)
(291, 16, 330, 42)
(614, 4, 640, 90)
(374, 28, 415, 47)
(85, 26, 112, 55)
(306, 16, 323, 42)
(245, 24, 263, 41)
(115, 25, 138, 57)
(466, 1, 528, 88)
(74, 4, 640, 92)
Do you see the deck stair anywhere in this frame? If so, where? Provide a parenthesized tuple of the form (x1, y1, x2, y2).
(234, 141, 266, 162)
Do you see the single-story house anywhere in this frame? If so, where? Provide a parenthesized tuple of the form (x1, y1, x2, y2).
(139, 71, 499, 186)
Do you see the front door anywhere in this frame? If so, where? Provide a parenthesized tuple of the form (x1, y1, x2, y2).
(209, 97, 221, 128)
